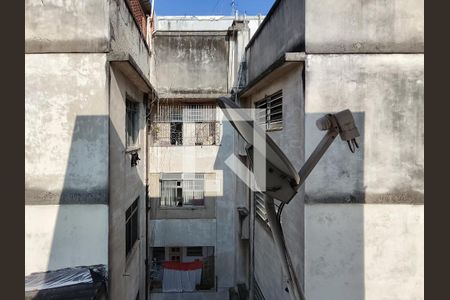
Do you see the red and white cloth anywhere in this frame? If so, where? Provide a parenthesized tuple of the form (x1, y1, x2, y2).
(162, 261, 203, 292)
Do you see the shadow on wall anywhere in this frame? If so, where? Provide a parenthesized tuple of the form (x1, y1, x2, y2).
(32, 115, 145, 298)
(211, 119, 239, 291)
(305, 112, 365, 300)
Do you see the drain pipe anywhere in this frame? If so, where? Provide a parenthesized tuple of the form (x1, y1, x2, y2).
(264, 195, 305, 300)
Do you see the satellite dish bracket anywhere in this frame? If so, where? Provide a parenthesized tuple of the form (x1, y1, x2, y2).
(295, 110, 360, 190)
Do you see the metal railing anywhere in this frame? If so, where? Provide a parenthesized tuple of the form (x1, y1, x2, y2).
(151, 122, 220, 146)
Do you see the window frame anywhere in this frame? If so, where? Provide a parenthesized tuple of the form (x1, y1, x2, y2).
(159, 173, 206, 208)
(125, 197, 139, 258)
(186, 246, 203, 257)
(254, 191, 280, 231)
(126, 97, 140, 149)
(255, 90, 283, 131)
(151, 103, 220, 146)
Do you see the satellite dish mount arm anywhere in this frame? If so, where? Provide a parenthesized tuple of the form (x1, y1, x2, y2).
(265, 110, 359, 300)
(296, 110, 360, 189)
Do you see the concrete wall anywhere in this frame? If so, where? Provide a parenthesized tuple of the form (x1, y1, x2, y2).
(149, 146, 223, 173)
(305, 204, 424, 300)
(150, 290, 229, 300)
(152, 32, 229, 97)
(148, 121, 239, 295)
(148, 16, 258, 298)
(240, 63, 305, 300)
(306, 0, 424, 53)
(150, 219, 217, 247)
(156, 16, 264, 37)
(109, 65, 148, 300)
(25, 0, 109, 53)
(305, 54, 424, 203)
(25, 53, 109, 204)
(302, 1, 424, 299)
(245, 0, 305, 84)
(25, 205, 108, 275)
(110, 0, 151, 80)
(25, 53, 109, 275)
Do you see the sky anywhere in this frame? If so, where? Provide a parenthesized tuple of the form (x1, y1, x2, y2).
(154, 0, 276, 16)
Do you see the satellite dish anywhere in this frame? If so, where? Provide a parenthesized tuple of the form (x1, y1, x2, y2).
(217, 97, 300, 203)
(218, 96, 360, 300)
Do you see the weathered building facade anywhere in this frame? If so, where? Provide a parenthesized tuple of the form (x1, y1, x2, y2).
(25, 0, 156, 299)
(25, 0, 423, 299)
(146, 16, 262, 300)
(236, 0, 424, 300)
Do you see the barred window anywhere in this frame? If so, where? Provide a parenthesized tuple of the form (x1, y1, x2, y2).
(255, 90, 283, 131)
(160, 173, 205, 207)
(126, 197, 139, 256)
(151, 103, 220, 146)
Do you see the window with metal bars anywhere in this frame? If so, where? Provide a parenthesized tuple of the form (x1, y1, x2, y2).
(254, 191, 280, 229)
(126, 197, 139, 257)
(160, 173, 205, 207)
(255, 90, 283, 131)
(126, 99, 140, 147)
(151, 103, 220, 146)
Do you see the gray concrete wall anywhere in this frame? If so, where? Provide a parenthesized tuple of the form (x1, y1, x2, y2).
(149, 197, 216, 219)
(155, 15, 264, 37)
(25, 53, 109, 205)
(241, 63, 305, 300)
(110, 0, 151, 81)
(25, 53, 109, 274)
(152, 32, 229, 97)
(109, 65, 148, 300)
(150, 290, 229, 300)
(302, 1, 424, 298)
(150, 219, 217, 247)
(245, 0, 305, 84)
(25, 204, 108, 275)
(305, 204, 424, 300)
(305, 0, 424, 53)
(305, 54, 424, 204)
(147, 122, 239, 293)
(25, 0, 109, 53)
(213, 121, 238, 291)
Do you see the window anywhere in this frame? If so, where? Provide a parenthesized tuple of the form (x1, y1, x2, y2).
(151, 103, 220, 146)
(153, 247, 165, 261)
(126, 99, 140, 147)
(255, 90, 283, 131)
(160, 173, 205, 207)
(170, 122, 183, 145)
(254, 191, 280, 229)
(186, 247, 203, 257)
(126, 197, 139, 256)
(169, 247, 181, 261)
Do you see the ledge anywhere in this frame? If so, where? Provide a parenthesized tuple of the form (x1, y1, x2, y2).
(108, 52, 156, 94)
(239, 52, 306, 98)
(125, 146, 141, 153)
(157, 92, 227, 100)
(154, 31, 229, 36)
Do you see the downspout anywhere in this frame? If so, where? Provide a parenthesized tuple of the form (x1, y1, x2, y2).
(144, 93, 150, 300)
(248, 160, 255, 300)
